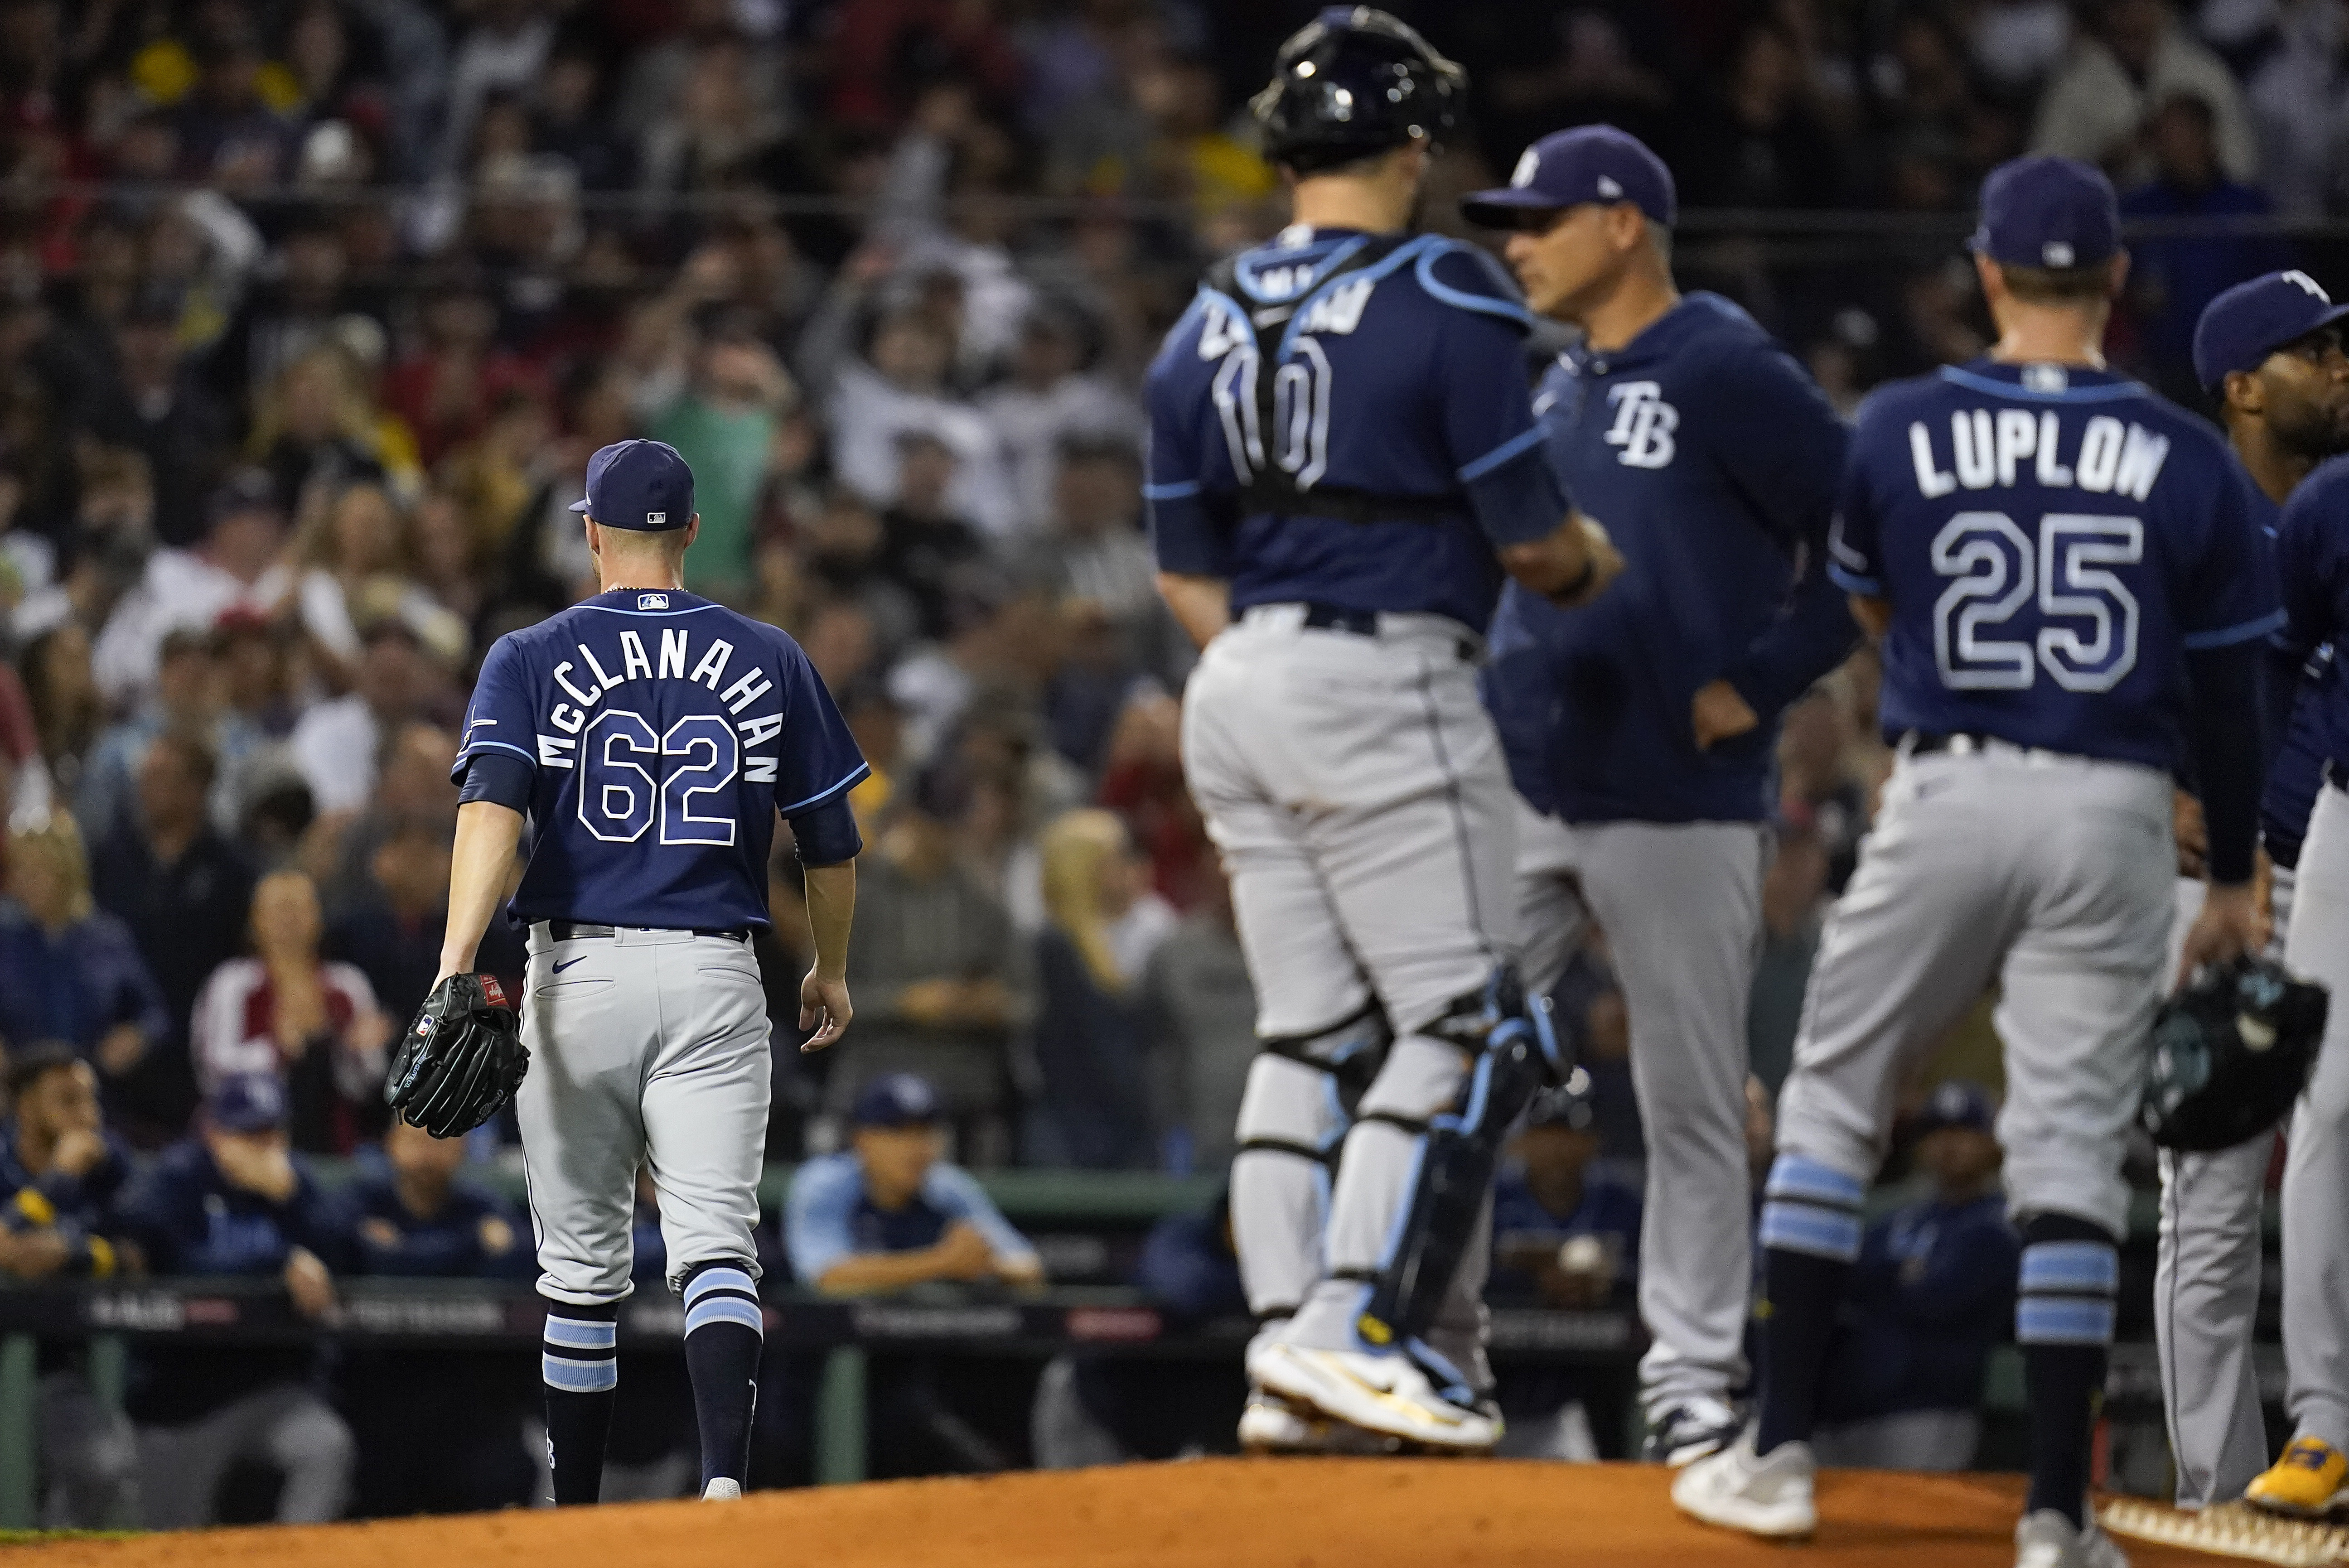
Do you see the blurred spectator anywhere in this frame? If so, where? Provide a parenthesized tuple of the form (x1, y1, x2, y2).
(650, 335, 797, 598)
(1749, 818, 1832, 1097)
(787, 1073, 1039, 1476)
(1812, 1081, 2020, 1472)
(1687, 20, 1847, 208)
(289, 619, 432, 815)
(20, 622, 101, 801)
(1029, 808, 1170, 1168)
(116, 1073, 353, 1528)
(191, 869, 391, 1154)
(1777, 686, 1868, 892)
(0, 814, 169, 1090)
(328, 812, 524, 1026)
(829, 309, 1017, 540)
(1136, 856, 1256, 1174)
(87, 471, 291, 715)
(75, 295, 232, 548)
(977, 305, 1142, 533)
(248, 348, 392, 520)
(1019, 434, 1180, 687)
(881, 429, 989, 640)
(329, 1119, 536, 1516)
(0, 1046, 138, 1527)
(76, 625, 218, 841)
(835, 791, 1032, 1163)
(2032, 0, 2254, 184)
(2121, 93, 2294, 400)
(89, 729, 257, 1142)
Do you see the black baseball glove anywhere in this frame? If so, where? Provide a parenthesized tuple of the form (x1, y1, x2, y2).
(386, 973, 527, 1139)
(2141, 956, 2328, 1152)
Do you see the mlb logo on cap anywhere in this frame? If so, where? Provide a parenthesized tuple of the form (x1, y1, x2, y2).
(1970, 155, 2120, 272)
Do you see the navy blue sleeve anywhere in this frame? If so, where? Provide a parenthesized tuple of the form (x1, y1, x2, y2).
(1423, 249, 1568, 549)
(452, 633, 541, 787)
(1145, 297, 1236, 578)
(2182, 458, 2284, 650)
(770, 635, 869, 818)
(457, 750, 533, 811)
(1706, 343, 1862, 716)
(2273, 467, 2343, 666)
(1826, 396, 1891, 597)
(2188, 640, 2267, 884)
(791, 796, 862, 866)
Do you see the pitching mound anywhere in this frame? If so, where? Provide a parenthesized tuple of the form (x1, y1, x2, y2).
(0, 1460, 2226, 1567)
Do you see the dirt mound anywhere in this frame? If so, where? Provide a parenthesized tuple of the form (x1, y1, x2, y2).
(0, 1460, 2221, 1568)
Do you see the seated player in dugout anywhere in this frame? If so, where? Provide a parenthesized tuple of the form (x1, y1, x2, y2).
(785, 1073, 1042, 1295)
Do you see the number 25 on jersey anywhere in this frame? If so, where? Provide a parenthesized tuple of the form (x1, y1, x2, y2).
(1933, 510, 2141, 692)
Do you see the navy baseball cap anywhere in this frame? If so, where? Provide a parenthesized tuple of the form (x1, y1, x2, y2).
(1970, 155, 2120, 271)
(852, 1073, 942, 1129)
(1913, 1080, 1995, 1136)
(2193, 270, 2349, 391)
(570, 439, 695, 531)
(207, 1071, 288, 1133)
(1461, 125, 1677, 229)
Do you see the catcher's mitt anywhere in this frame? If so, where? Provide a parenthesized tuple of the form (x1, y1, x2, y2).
(2141, 956, 2327, 1152)
(387, 973, 527, 1139)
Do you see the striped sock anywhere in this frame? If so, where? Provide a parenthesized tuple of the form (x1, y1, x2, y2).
(2018, 1216, 2119, 1527)
(1753, 1154, 1866, 1456)
(541, 1298, 619, 1506)
(682, 1261, 764, 1490)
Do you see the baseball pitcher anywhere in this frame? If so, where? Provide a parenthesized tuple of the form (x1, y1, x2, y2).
(422, 439, 867, 1505)
(1675, 158, 2275, 1568)
(1147, 8, 1619, 1452)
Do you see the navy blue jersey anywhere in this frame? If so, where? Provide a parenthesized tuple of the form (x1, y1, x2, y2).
(1484, 294, 1856, 823)
(2272, 454, 2349, 796)
(2242, 474, 2338, 868)
(1831, 360, 2280, 770)
(329, 1166, 532, 1281)
(1144, 225, 1569, 632)
(454, 589, 868, 932)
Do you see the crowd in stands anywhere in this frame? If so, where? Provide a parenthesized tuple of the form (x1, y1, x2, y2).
(0, 0, 2320, 1523)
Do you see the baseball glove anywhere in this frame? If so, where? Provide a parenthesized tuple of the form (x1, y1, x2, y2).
(386, 973, 527, 1139)
(2141, 956, 2328, 1152)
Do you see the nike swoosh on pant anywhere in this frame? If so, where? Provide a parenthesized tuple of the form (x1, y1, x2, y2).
(552, 957, 589, 974)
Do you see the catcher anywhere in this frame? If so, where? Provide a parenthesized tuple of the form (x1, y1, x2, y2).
(391, 439, 867, 1505)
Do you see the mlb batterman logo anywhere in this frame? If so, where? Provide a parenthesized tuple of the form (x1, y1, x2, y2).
(646, 511, 667, 528)
(638, 592, 670, 610)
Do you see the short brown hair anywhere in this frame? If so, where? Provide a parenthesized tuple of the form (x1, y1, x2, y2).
(1997, 262, 2112, 304)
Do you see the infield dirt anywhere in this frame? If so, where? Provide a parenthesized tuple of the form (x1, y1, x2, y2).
(0, 1458, 2224, 1566)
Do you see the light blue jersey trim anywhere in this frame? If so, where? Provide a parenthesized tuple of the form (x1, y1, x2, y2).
(1414, 246, 1535, 328)
(777, 762, 871, 816)
(458, 738, 537, 766)
(1936, 365, 2151, 404)
(575, 602, 726, 617)
(2182, 608, 2287, 650)
(1143, 480, 1202, 500)
(1276, 235, 1442, 360)
(1233, 234, 1371, 304)
(1458, 425, 1547, 483)
(1197, 288, 1257, 350)
(1826, 562, 1884, 596)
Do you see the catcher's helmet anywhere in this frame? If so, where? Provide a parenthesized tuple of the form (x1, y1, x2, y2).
(1252, 7, 1466, 176)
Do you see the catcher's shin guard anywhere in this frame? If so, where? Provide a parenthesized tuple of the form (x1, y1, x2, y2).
(1355, 969, 1565, 1358)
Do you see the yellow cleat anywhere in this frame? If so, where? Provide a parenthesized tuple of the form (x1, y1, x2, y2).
(2246, 1437, 2349, 1517)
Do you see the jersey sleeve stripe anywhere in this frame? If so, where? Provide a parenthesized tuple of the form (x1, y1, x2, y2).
(777, 762, 872, 816)
(1456, 425, 1547, 483)
(1142, 480, 1202, 500)
(2182, 608, 2287, 650)
(1826, 561, 1884, 596)
(457, 738, 538, 766)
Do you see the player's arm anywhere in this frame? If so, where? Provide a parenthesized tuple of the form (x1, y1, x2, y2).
(436, 801, 525, 983)
(1850, 594, 1893, 640)
(798, 859, 855, 1053)
(1155, 571, 1230, 649)
(1145, 317, 1237, 650)
(775, 641, 870, 1051)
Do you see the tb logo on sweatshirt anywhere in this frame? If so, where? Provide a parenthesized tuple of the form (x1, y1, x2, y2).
(1603, 381, 1679, 470)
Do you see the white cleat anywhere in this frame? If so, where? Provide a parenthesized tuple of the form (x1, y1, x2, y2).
(1672, 1430, 1817, 1539)
(1238, 1387, 1405, 1456)
(2014, 1509, 2129, 1568)
(1251, 1343, 1501, 1452)
(1644, 1394, 1743, 1468)
(701, 1478, 743, 1502)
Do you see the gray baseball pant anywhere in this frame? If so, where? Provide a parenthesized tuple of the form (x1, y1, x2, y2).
(1776, 745, 2173, 1242)
(2282, 782, 2349, 1454)
(1514, 801, 1767, 1418)
(137, 1384, 353, 1528)
(2154, 870, 2292, 1508)
(1182, 606, 1519, 1389)
(518, 924, 772, 1302)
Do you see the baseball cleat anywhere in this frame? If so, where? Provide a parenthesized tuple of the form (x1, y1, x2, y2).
(2013, 1509, 2129, 1568)
(1238, 1387, 1408, 1456)
(1644, 1394, 1743, 1467)
(701, 1478, 743, 1501)
(1251, 1343, 1501, 1452)
(2246, 1437, 2349, 1516)
(1672, 1430, 1816, 1539)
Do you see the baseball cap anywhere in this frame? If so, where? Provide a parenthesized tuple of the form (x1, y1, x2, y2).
(1970, 155, 2120, 271)
(2193, 270, 2349, 391)
(570, 439, 695, 532)
(852, 1073, 942, 1129)
(207, 1071, 288, 1134)
(1912, 1080, 1995, 1136)
(1460, 125, 1677, 230)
